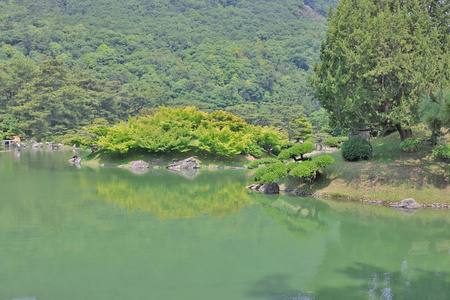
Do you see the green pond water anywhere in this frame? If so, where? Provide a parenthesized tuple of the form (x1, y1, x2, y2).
(0, 149, 449, 300)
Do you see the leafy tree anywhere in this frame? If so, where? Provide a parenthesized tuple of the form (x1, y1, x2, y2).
(0, 113, 23, 139)
(278, 142, 316, 161)
(420, 92, 450, 145)
(310, 0, 449, 141)
(287, 116, 313, 142)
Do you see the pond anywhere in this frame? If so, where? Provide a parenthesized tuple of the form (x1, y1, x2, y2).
(0, 149, 449, 300)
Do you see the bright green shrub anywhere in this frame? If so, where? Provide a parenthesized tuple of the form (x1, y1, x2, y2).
(341, 137, 373, 161)
(277, 142, 316, 161)
(323, 136, 348, 148)
(254, 162, 288, 184)
(432, 143, 450, 159)
(247, 144, 263, 158)
(247, 158, 277, 169)
(289, 161, 319, 180)
(314, 155, 335, 168)
(400, 137, 422, 151)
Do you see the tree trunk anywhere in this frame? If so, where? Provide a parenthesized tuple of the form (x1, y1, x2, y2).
(396, 124, 413, 141)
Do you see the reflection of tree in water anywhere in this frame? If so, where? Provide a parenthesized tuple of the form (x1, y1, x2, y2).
(86, 169, 256, 219)
(252, 194, 331, 237)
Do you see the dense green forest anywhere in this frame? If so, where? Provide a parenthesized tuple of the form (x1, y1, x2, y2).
(0, 0, 337, 137)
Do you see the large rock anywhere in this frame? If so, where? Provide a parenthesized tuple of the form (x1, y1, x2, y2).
(167, 157, 199, 169)
(390, 198, 422, 209)
(68, 156, 82, 165)
(130, 160, 149, 169)
(259, 182, 280, 194)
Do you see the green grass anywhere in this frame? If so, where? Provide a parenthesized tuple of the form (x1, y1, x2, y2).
(284, 125, 450, 204)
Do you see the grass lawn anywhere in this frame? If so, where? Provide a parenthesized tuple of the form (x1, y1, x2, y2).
(283, 125, 449, 204)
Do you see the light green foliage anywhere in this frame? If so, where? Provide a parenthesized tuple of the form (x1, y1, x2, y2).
(287, 116, 313, 142)
(254, 162, 288, 184)
(254, 154, 334, 183)
(1, 114, 23, 139)
(253, 126, 287, 154)
(289, 161, 319, 181)
(247, 158, 278, 169)
(278, 142, 316, 161)
(310, 0, 449, 140)
(323, 136, 348, 148)
(341, 137, 373, 162)
(314, 155, 334, 168)
(400, 138, 422, 151)
(97, 107, 278, 156)
(247, 144, 263, 158)
(432, 143, 450, 160)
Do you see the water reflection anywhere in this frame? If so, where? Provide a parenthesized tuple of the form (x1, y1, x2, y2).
(84, 167, 255, 219)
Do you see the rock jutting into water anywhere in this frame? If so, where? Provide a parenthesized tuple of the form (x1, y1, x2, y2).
(167, 157, 200, 169)
(130, 160, 149, 169)
(68, 156, 82, 165)
(246, 183, 280, 194)
(389, 198, 422, 209)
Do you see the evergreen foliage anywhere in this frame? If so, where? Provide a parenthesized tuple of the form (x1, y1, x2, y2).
(341, 137, 373, 162)
(310, 0, 450, 141)
(278, 142, 316, 161)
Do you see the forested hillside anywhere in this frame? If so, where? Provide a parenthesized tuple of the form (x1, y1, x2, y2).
(0, 0, 336, 136)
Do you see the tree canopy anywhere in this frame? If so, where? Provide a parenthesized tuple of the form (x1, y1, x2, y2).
(310, 0, 450, 140)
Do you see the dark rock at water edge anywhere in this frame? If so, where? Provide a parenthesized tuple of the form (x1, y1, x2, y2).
(130, 160, 149, 168)
(167, 157, 199, 169)
(246, 182, 279, 194)
(389, 198, 421, 209)
(68, 156, 82, 165)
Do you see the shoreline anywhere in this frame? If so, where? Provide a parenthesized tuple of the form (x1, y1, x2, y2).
(282, 189, 450, 209)
(79, 161, 247, 170)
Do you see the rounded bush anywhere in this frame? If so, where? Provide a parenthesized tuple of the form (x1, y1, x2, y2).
(248, 144, 263, 158)
(432, 143, 450, 160)
(341, 137, 373, 161)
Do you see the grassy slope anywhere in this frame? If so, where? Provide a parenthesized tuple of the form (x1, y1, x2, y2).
(284, 125, 449, 203)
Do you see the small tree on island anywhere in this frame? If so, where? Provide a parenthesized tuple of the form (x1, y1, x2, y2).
(252, 143, 334, 184)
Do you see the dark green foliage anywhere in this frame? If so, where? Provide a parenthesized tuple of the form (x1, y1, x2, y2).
(323, 136, 348, 148)
(310, 0, 449, 141)
(0, 0, 333, 135)
(420, 92, 450, 145)
(1, 114, 23, 139)
(254, 162, 288, 184)
(278, 142, 316, 161)
(432, 143, 450, 160)
(341, 137, 373, 162)
(400, 138, 422, 152)
(247, 158, 278, 169)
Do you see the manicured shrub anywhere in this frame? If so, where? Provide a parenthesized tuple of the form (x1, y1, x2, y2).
(247, 158, 277, 169)
(323, 136, 348, 148)
(277, 142, 316, 161)
(432, 143, 450, 160)
(314, 155, 335, 168)
(254, 162, 288, 184)
(400, 137, 422, 152)
(247, 144, 263, 158)
(341, 137, 373, 161)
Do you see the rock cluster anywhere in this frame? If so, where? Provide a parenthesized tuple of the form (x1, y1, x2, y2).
(68, 156, 82, 165)
(246, 182, 280, 194)
(130, 160, 149, 168)
(389, 198, 422, 209)
(167, 157, 199, 169)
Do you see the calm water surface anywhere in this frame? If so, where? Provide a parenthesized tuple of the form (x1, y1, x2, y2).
(0, 149, 449, 300)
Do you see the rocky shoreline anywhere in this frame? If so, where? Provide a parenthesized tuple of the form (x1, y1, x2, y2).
(69, 156, 247, 170)
(246, 183, 450, 210)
